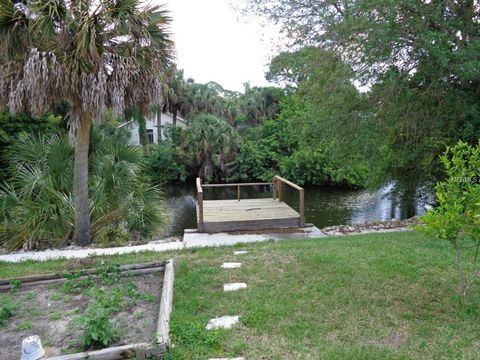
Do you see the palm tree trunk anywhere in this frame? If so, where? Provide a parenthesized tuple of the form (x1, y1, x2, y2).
(138, 116, 149, 155)
(173, 107, 177, 127)
(156, 110, 162, 143)
(74, 113, 91, 246)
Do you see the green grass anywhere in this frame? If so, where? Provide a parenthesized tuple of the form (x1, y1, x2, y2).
(2, 232, 480, 358)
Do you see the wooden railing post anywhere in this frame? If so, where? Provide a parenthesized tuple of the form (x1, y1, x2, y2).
(299, 188, 305, 227)
(272, 177, 275, 200)
(278, 180, 283, 202)
(237, 185, 241, 201)
(196, 178, 204, 232)
(274, 175, 305, 227)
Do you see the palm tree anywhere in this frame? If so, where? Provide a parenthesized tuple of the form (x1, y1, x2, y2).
(164, 67, 188, 127)
(0, 0, 173, 245)
(240, 83, 284, 125)
(182, 81, 227, 119)
(182, 114, 240, 181)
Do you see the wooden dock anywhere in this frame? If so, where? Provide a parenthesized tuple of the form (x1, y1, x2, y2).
(196, 176, 305, 233)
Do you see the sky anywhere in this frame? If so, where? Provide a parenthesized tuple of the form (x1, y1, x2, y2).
(156, 0, 283, 92)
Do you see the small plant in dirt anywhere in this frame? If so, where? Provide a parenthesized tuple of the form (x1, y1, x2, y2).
(122, 278, 141, 301)
(74, 303, 119, 349)
(62, 272, 93, 293)
(96, 261, 122, 286)
(49, 312, 61, 321)
(87, 287, 124, 311)
(143, 293, 157, 303)
(0, 301, 17, 327)
(10, 279, 21, 292)
(16, 320, 33, 331)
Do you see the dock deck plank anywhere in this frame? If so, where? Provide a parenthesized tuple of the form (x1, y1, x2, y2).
(200, 198, 300, 232)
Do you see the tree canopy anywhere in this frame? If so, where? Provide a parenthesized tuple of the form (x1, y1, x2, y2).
(245, 0, 480, 192)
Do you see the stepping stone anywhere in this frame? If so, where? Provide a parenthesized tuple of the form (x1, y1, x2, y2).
(206, 315, 240, 330)
(222, 262, 242, 269)
(234, 250, 248, 255)
(224, 282, 247, 292)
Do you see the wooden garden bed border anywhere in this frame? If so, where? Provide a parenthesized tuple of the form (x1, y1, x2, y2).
(0, 262, 166, 292)
(41, 259, 175, 360)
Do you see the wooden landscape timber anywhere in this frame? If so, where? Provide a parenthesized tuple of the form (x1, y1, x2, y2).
(196, 175, 306, 232)
(0, 261, 166, 292)
(43, 259, 175, 360)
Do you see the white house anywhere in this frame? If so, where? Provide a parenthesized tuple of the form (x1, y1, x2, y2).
(119, 112, 188, 146)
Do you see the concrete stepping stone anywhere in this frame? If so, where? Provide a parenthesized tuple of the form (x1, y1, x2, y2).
(222, 262, 242, 269)
(224, 282, 247, 292)
(206, 315, 240, 330)
(234, 250, 248, 255)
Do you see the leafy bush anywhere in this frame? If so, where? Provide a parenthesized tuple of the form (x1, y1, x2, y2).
(280, 147, 367, 187)
(144, 144, 189, 184)
(229, 112, 367, 187)
(0, 125, 168, 250)
(419, 140, 480, 304)
(228, 117, 296, 182)
(0, 109, 63, 180)
(228, 141, 279, 182)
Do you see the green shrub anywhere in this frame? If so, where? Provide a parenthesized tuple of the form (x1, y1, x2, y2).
(0, 109, 63, 181)
(280, 147, 367, 187)
(419, 140, 480, 304)
(144, 144, 189, 184)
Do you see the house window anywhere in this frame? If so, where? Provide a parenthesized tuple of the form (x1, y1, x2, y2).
(147, 129, 154, 144)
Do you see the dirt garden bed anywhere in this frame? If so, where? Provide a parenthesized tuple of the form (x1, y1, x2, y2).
(0, 260, 174, 359)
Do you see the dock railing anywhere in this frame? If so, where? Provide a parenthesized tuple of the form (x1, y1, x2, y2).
(195, 176, 305, 230)
(196, 178, 204, 232)
(273, 175, 305, 227)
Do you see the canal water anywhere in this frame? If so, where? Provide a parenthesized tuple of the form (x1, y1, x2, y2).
(162, 183, 428, 237)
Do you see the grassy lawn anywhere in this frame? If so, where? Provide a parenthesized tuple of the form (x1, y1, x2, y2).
(2, 231, 480, 359)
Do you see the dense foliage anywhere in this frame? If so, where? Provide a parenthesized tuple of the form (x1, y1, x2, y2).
(152, 55, 370, 187)
(0, 109, 64, 180)
(0, 125, 167, 250)
(145, 145, 189, 184)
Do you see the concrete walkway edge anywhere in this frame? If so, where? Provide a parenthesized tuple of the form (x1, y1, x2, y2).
(0, 227, 411, 263)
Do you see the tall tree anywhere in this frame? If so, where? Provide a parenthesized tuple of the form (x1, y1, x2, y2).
(0, 0, 173, 245)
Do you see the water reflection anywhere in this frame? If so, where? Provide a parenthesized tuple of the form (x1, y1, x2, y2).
(162, 183, 427, 236)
